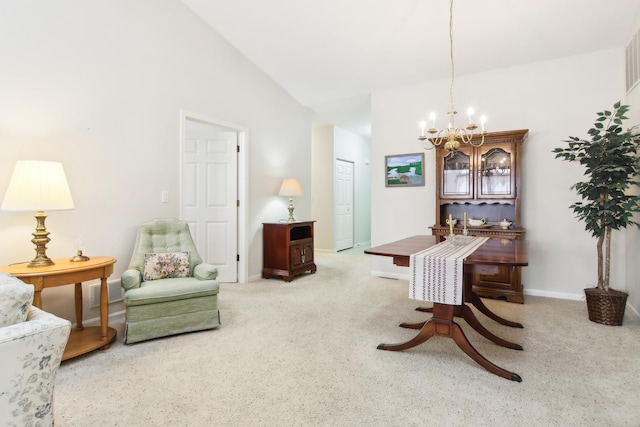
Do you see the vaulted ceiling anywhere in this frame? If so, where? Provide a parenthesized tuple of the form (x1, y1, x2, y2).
(182, 0, 640, 137)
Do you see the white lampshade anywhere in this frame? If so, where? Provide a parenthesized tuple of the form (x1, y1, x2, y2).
(1, 160, 75, 267)
(278, 178, 303, 197)
(2, 160, 75, 211)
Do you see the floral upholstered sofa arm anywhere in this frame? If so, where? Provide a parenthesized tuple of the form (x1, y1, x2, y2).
(0, 306, 71, 427)
(194, 263, 218, 280)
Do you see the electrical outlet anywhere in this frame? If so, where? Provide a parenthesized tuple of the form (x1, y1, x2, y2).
(161, 190, 169, 203)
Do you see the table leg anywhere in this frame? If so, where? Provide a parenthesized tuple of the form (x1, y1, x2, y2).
(399, 305, 467, 330)
(377, 319, 436, 351)
(450, 321, 522, 382)
(459, 304, 523, 350)
(398, 320, 426, 330)
(466, 291, 524, 328)
(401, 306, 522, 350)
(74, 283, 84, 330)
(415, 295, 523, 329)
(100, 277, 109, 342)
(378, 304, 454, 351)
(379, 303, 522, 382)
(33, 290, 43, 309)
(415, 291, 523, 329)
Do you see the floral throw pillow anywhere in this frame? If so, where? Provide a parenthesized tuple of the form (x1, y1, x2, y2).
(143, 252, 190, 281)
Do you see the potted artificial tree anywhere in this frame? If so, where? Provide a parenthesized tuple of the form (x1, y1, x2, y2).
(553, 101, 640, 325)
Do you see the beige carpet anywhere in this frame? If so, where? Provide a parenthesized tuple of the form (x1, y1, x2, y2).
(55, 251, 640, 426)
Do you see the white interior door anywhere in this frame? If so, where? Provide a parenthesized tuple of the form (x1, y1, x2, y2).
(181, 119, 238, 282)
(335, 159, 354, 251)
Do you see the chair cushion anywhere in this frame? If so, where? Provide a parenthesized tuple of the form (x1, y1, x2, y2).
(0, 273, 34, 328)
(128, 219, 204, 276)
(123, 277, 219, 307)
(143, 251, 190, 281)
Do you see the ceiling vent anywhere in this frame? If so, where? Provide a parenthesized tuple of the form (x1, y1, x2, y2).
(626, 27, 640, 93)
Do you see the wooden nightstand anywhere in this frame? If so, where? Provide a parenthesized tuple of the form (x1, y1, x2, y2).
(262, 221, 316, 282)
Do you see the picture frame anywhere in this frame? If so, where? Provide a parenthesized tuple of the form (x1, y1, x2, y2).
(385, 152, 425, 187)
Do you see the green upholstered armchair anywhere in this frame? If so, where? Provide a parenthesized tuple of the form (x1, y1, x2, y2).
(121, 218, 220, 344)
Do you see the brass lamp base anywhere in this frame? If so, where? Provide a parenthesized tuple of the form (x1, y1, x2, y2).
(28, 211, 55, 268)
(28, 256, 54, 268)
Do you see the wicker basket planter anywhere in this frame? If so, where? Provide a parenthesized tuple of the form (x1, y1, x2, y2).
(584, 287, 628, 326)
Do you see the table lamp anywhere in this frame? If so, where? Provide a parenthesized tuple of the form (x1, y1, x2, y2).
(1, 160, 75, 267)
(278, 178, 303, 223)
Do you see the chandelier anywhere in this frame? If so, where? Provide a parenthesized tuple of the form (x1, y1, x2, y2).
(418, 0, 487, 152)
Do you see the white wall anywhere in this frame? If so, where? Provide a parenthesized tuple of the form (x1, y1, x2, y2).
(311, 125, 335, 250)
(623, 16, 640, 314)
(311, 125, 371, 251)
(0, 0, 311, 322)
(371, 48, 638, 307)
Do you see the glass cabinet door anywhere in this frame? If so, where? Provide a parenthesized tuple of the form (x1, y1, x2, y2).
(441, 148, 472, 198)
(478, 144, 515, 198)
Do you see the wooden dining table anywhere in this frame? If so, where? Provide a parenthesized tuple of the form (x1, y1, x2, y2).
(365, 235, 529, 382)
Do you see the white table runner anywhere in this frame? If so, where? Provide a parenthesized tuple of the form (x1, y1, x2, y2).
(409, 237, 489, 305)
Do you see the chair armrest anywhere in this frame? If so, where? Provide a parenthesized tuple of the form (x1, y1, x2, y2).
(121, 269, 142, 290)
(0, 307, 70, 427)
(194, 263, 218, 280)
(0, 306, 71, 344)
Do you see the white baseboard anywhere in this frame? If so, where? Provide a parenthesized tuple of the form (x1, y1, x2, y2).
(523, 289, 583, 301)
(626, 303, 640, 318)
(353, 241, 371, 248)
(248, 273, 264, 282)
(315, 241, 372, 254)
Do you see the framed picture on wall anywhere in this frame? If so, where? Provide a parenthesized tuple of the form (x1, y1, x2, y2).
(385, 152, 425, 187)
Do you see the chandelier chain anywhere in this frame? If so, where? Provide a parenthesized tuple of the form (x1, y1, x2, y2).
(449, 0, 455, 112)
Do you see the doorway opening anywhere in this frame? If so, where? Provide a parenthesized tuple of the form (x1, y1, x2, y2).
(335, 158, 354, 252)
(179, 111, 248, 283)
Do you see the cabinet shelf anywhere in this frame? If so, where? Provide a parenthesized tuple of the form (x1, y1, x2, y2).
(438, 203, 517, 229)
(290, 225, 312, 241)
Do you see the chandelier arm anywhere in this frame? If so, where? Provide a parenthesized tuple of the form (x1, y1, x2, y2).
(469, 133, 486, 147)
(421, 141, 436, 150)
(432, 130, 448, 147)
(457, 128, 473, 144)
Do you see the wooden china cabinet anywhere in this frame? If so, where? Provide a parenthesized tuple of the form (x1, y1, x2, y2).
(430, 129, 528, 303)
